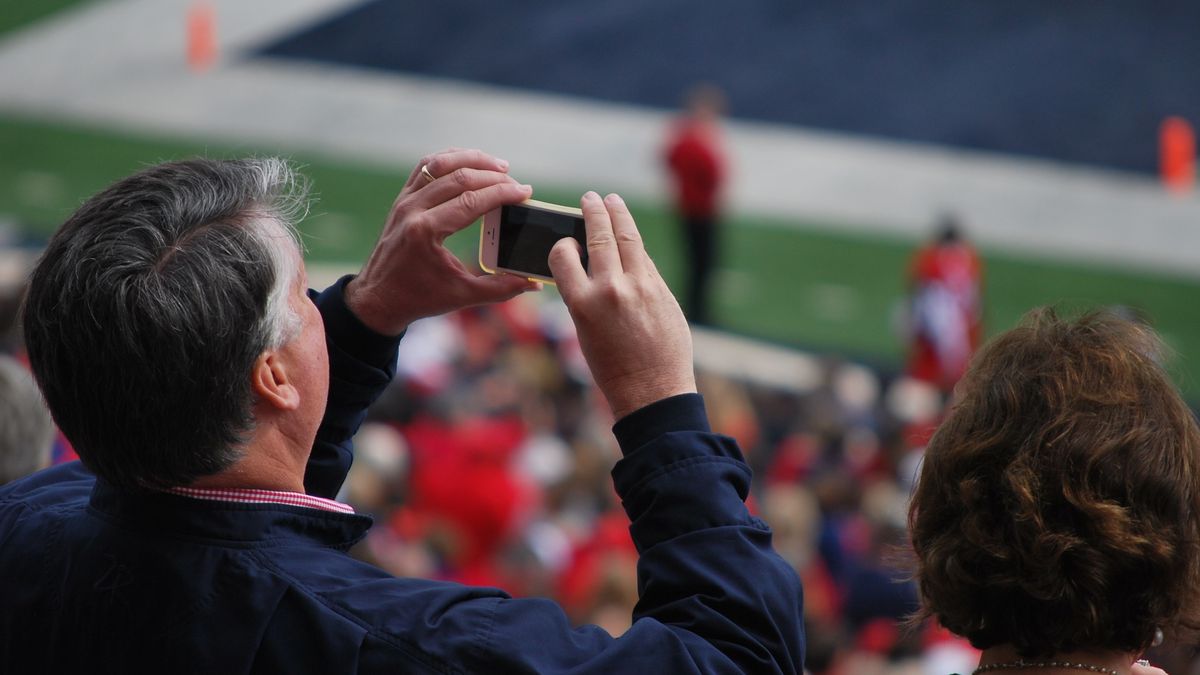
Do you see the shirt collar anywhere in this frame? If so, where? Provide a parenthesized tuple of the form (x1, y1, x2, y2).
(88, 475, 372, 548)
(166, 486, 355, 514)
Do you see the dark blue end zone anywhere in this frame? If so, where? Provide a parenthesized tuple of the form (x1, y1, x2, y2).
(258, 0, 1200, 175)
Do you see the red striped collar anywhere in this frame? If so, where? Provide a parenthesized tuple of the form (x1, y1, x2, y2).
(166, 486, 355, 514)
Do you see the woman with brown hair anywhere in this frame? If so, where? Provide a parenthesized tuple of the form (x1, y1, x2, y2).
(909, 309, 1200, 675)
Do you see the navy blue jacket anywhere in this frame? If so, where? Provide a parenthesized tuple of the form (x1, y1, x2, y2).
(0, 279, 804, 674)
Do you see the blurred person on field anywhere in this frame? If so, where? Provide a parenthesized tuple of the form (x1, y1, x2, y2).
(0, 355, 53, 485)
(664, 83, 728, 325)
(0, 151, 804, 673)
(905, 214, 982, 391)
(909, 309, 1187, 675)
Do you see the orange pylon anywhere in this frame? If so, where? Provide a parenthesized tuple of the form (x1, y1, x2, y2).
(187, 2, 216, 72)
(1159, 116, 1195, 193)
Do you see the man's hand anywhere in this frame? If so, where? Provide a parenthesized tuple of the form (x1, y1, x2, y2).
(345, 148, 540, 336)
(549, 192, 697, 420)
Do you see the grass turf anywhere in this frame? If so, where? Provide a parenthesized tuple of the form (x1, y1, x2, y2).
(0, 0, 88, 38)
(2, 113, 1198, 397)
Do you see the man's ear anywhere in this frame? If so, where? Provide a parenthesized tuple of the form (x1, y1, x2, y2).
(251, 351, 301, 412)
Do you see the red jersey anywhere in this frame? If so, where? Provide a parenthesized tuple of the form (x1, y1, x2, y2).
(664, 119, 726, 218)
(907, 242, 983, 388)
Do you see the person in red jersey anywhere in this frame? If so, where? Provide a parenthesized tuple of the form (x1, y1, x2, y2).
(906, 215, 983, 390)
(665, 84, 728, 325)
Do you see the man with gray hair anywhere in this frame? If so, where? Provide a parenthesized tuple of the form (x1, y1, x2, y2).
(0, 355, 54, 485)
(0, 150, 803, 673)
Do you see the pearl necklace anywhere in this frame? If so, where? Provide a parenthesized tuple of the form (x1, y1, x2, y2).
(972, 661, 1119, 675)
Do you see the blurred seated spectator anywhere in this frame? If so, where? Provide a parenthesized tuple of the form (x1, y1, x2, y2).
(0, 285, 24, 356)
(0, 355, 54, 485)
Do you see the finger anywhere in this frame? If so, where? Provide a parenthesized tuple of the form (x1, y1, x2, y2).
(403, 148, 508, 191)
(424, 149, 509, 181)
(580, 191, 620, 277)
(464, 270, 541, 304)
(548, 237, 588, 302)
(402, 150, 449, 190)
(602, 193, 647, 274)
(412, 168, 516, 209)
(423, 181, 533, 238)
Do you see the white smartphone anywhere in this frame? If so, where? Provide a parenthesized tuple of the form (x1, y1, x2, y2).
(479, 199, 588, 284)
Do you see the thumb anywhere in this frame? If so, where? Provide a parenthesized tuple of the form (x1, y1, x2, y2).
(549, 237, 587, 302)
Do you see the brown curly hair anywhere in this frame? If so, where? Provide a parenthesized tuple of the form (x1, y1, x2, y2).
(908, 308, 1200, 657)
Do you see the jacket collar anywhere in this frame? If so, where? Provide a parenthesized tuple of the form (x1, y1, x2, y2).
(88, 478, 373, 550)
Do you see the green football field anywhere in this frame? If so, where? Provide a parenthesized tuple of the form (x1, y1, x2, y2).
(0, 0, 80, 36)
(3, 113, 1199, 398)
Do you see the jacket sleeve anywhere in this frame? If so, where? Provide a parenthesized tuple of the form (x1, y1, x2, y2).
(303, 275, 402, 498)
(460, 393, 806, 674)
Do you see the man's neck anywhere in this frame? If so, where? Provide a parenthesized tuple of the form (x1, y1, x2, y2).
(189, 426, 310, 493)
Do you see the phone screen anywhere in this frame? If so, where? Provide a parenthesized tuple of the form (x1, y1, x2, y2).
(497, 204, 587, 278)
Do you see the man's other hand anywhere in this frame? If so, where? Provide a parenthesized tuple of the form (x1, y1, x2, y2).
(346, 148, 539, 336)
(549, 192, 697, 420)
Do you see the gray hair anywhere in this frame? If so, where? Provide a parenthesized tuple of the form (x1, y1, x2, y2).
(23, 157, 312, 490)
(0, 355, 54, 485)
(244, 160, 307, 349)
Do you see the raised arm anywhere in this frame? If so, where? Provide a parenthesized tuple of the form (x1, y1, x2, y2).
(304, 149, 540, 496)
(444, 192, 805, 673)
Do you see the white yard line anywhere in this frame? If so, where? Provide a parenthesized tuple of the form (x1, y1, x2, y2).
(2, 0, 1200, 277)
